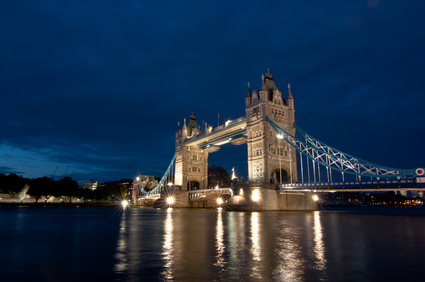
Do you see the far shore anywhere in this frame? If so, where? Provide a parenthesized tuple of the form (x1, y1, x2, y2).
(0, 201, 120, 207)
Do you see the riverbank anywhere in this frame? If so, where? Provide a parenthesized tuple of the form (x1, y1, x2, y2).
(0, 201, 120, 207)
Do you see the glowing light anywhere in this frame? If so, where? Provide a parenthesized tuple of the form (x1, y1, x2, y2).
(217, 198, 223, 205)
(277, 133, 284, 139)
(166, 197, 175, 205)
(136, 176, 140, 181)
(225, 120, 232, 127)
(121, 200, 129, 207)
(251, 189, 260, 202)
(167, 182, 173, 186)
(231, 167, 237, 180)
(215, 185, 219, 189)
(312, 195, 319, 202)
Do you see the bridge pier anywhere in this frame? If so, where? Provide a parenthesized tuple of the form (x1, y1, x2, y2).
(227, 184, 317, 211)
(150, 185, 317, 211)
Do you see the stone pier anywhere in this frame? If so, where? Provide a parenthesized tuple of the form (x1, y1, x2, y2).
(226, 184, 317, 211)
(150, 184, 317, 211)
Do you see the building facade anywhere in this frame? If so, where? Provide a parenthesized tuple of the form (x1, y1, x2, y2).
(174, 114, 209, 190)
(245, 70, 297, 184)
(174, 70, 297, 190)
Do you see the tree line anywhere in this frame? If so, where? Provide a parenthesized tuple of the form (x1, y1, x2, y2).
(0, 173, 129, 203)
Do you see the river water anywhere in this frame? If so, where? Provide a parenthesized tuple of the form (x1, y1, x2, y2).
(1, 206, 425, 281)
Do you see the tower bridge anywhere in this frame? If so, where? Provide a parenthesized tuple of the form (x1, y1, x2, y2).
(133, 70, 424, 211)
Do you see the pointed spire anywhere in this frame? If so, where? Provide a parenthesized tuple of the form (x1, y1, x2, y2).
(265, 68, 273, 79)
(261, 74, 266, 91)
(176, 121, 181, 133)
(287, 83, 293, 99)
(246, 82, 252, 98)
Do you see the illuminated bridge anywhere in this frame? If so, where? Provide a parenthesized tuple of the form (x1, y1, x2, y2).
(132, 70, 424, 210)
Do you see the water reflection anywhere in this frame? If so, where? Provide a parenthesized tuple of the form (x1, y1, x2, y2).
(161, 208, 174, 280)
(215, 209, 226, 269)
(114, 210, 128, 272)
(313, 211, 327, 271)
(250, 212, 262, 279)
(273, 221, 305, 281)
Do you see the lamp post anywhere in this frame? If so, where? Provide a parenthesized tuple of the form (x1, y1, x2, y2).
(277, 133, 284, 184)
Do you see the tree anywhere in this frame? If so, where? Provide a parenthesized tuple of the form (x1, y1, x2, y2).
(3, 174, 26, 196)
(0, 173, 7, 193)
(27, 177, 55, 203)
(57, 177, 79, 203)
(104, 181, 127, 200)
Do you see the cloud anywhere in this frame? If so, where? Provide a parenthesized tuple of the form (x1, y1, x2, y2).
(1, 0, 424, 182)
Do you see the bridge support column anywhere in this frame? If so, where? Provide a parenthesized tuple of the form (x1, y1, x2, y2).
(277, 191, 317, 211)
(227, 184, 317, 211)
(153, 188, 190, 208)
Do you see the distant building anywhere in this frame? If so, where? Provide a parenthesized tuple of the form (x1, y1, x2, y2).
(82, 179, 98, 190)
(208, 166, 231, 188)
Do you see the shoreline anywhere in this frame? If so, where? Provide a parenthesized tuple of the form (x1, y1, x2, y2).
(0, 202, 120, 208)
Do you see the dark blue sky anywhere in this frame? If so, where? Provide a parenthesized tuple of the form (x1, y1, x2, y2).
(1, 0, 424, 183)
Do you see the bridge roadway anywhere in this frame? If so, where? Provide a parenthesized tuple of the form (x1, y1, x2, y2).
(277, 178, 425, 192)
(184, 116, 247, 149)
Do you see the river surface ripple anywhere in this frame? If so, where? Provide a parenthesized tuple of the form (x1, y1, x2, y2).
(1, 206, 425, 281)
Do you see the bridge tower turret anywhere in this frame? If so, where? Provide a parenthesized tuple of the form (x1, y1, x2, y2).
(175, 114, 209, 191)
(245, 70, 297, 184)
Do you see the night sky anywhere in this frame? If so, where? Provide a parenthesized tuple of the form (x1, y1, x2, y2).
(1, 0, 424, 183)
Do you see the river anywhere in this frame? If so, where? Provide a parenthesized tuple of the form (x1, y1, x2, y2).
(1, 206, 425, 281)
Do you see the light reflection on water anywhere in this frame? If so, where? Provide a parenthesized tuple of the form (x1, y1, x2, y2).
(114, 210, 128, 272)
(250, 212, 262, 279)
(215, 209, 226, 269)
(273, 220, 305, 281)
(106, 207, 425, 281)
(161, 208, 174, 280)
(313, 211, 327, 272)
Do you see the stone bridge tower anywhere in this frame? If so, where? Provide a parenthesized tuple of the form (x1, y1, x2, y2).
(175, 114, 209, 190)
(245, 70, 297, 184)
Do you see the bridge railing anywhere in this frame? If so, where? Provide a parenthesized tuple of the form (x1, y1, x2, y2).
(184, 116, 246, 146)
(211, 116, 246, 132)
(266, 117, 419, 180)
(277, 178, 423, 190)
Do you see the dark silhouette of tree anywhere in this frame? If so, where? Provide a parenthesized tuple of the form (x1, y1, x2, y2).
(57, 177, 79, 203)
(77, 187, 94, 202)
(0, 173, 7, 193)
(27, 177, 56, 203)
(92, 181, 127, 201)
(2, 173, 26, 196)
(105, 181, 127, 200)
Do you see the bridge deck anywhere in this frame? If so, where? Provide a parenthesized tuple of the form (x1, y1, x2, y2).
(278, 178, 425, 192)
(184, 116, 247, 148)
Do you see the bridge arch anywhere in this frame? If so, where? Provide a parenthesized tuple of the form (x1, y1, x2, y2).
(187, 180, 200, 191)
(271, 168, 289, 184)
